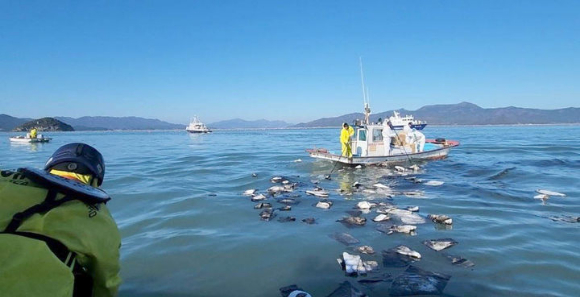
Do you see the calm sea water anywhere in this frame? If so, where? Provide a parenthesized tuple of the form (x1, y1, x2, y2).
(1, 126, 579, 297)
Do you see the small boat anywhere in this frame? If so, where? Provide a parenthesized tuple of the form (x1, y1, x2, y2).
(388, 111, 427, 130)
(9, 135, 52, 143)
(186, 116, 212, 133)
(307, 138, 459, 166)
(306, 58, 457, 166)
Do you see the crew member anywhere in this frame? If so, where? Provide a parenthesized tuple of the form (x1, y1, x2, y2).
(340, 123, 354, 157)
(406, 124, 426, 153)
(30, 128, 38, 139)
(0, 143, 121, 297)
(382, 121, 395, 155)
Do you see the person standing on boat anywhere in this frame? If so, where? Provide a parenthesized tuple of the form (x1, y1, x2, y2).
(30, 128, 38, 139)
(0, 143, 121, 297)
(406, 123, 426, 153)
(340, 123, 354, 157)
(382, 121, 395, 155)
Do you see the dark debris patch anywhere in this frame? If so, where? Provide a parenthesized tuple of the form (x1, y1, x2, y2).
(389, 265, 451, 296)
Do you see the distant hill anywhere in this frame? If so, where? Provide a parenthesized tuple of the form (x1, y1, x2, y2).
(0, 114, 31, 131)
(294, 102, 580, 127)
(209, 118, 291, 129)
(55, 116, 183, 130)
(14, 117, 74, 132)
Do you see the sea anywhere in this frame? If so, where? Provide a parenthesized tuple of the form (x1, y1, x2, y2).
(1, 125, 579, 297)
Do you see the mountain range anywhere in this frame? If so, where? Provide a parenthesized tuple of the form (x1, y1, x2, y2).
(2, 102, 579, 131)
(208, 118, 291, 129)
(294, 102, 580, 127)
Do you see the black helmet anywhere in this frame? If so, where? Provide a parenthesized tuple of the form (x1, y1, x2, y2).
(44, 143, 105, 186)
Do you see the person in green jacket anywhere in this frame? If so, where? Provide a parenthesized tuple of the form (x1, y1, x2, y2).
(0, 143, 121, 297)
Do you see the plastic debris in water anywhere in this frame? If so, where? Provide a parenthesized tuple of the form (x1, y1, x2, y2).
(425, 180, 444, 186)
(389, 265, 451, 296)
(329, 232, 360, 246)
(423, 238, 458, 251)
(428, 214, 453, 225)
(536, 189, 566, 197)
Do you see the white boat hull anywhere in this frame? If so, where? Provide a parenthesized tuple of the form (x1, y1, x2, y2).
(307, 140, 459, 166)
(9, 137, 52, 143)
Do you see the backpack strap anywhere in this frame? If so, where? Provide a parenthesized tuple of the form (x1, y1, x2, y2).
(3, 189, 75, 233)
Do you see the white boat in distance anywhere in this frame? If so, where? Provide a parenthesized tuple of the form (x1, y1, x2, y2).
(388, 111, 427, 130)
(9, 135, 52, 143)
(186, 116, 212, 133)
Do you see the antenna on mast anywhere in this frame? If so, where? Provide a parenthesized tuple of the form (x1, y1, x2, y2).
(359, 57, 371, 125)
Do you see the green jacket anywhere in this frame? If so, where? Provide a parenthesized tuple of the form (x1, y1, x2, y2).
(0, 169, 121, 297)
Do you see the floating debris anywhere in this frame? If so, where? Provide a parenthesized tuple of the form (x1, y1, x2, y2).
(387, 209, 426, 225)
(536, 189, 566, 197)
(443, 253, 475, 268)
(356, 201, 376, 210)
(326, 281, 367, 297)
(402, 191, 426, 198)
(534, 194, 549, 200)
(352, 182, 363, 189)
(338, 216, 367, 227)
(271, 176, 284, 183)
(428, 214, 453, 225)
(251, 194, 267, 202)
(381, 225, 417, 235)
(329, 232, 360, 246)
(409, 164, 421, 171)
(382, 246, 420, 267)
(278, 198, 299, 205)
(294, 159, 302, 163)
(278, 205, 292, 211)
(425, 180, 444, 186)
(423, 238, 458, 251)
(337, 252, 377, 276)
(355, 246, 375, 255)
(306, 189, 329, 197)
(374, 183, 389, 189)
(405, 176, 422, 184)
(389, 265, 451, 296)
(316, 200, 333, 209)
(394, 166, 406, 172)
(278, 216, 296, 223)
(372, 214, 390, 222)
(268, 185, 287, 194)
(405, 206, 419, 212)
(550, 216, 580, 223)
(311, 179, 320, 185)
(208, 193, 217, 197)
(357, 274, 392, 284)
(243, 189, 257, 196)
(252, 173, 258, 177)
(260, 209, 276, 221)
(302, 217, 316, 224)
(254, 202, 272, 209)
(279, 285, 311, 297)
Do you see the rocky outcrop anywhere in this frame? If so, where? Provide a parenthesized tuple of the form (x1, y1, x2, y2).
(13, 117, 75, 132)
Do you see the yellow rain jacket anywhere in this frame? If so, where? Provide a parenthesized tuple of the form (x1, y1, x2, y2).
(30, 128, 38, 139)
(340, 126, 355, 157)
(0, 169, 121, 297)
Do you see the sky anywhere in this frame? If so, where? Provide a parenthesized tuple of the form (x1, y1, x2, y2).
(1, 0, 578, 124)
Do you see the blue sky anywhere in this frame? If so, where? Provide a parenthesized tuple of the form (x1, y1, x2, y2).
(1, 0, 578, 124)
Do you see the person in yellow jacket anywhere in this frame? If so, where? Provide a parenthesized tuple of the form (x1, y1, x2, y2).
(340, 123, 355, 157)
(30, 127, 38, 139)
(0, 143, 121, 297)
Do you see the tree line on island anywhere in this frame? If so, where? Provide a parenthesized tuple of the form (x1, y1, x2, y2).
(1, 102, 579, 131)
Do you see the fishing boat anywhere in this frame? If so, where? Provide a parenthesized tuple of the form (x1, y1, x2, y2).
(186, 116, 212, 133)
(388, 111, 427, 130)
(306, 58, 458, 166)
(9, 135, 52, 143)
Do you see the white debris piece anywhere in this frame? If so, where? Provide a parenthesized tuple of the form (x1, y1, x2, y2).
(356, 201, 376, 210)
(536, 189, 566, 197)
(425, 180, 445, 186)
(306, 189, 329, 197)
(372, 214, 390, 222)
(394, 245, 421, 259)
(373, 183, 390, 189)
(243, 189, 257, 196)
(293, 159, 302, 163)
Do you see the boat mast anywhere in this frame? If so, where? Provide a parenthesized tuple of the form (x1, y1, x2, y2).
(359, 57, 371, 125)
